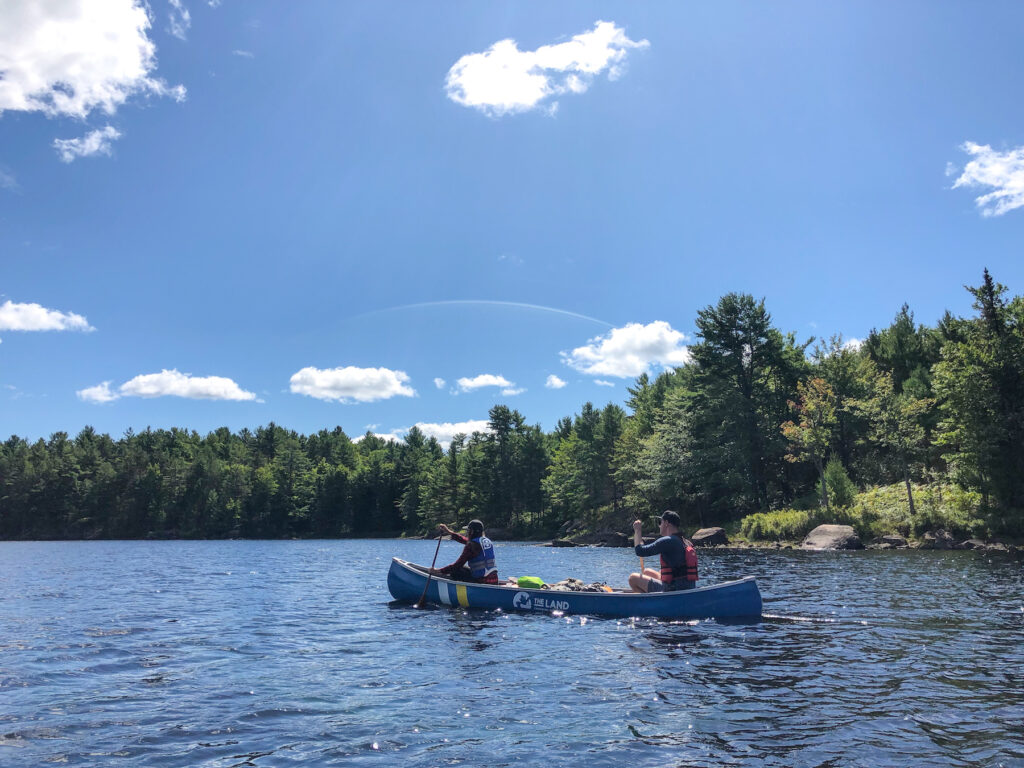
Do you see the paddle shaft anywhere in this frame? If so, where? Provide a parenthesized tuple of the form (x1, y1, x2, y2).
(416, 535, 444, 607)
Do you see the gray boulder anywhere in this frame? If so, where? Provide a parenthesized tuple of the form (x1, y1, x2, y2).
(955, 538, 986, 550)
(868, 534, 908, 549)
(570, 530, 632, 547)
(920, 529, 955, 550)
(801, 524, 863, 550)
(691, 527, 729, 546)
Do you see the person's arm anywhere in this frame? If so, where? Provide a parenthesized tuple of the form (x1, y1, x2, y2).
(634, 535, 667, 558)
(436, 523, 468, 544)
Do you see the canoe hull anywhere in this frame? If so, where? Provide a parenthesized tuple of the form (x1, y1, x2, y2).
(387, 557, 762, 620)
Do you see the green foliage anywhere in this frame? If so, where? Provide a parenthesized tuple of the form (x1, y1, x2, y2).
(782, 377, 838, 508)
(739, 507, 845, 541)
(820, 457, 856, 508)
(543, 402, 626, 531)
(933, 270, 1024, 533)
(850, 483, 985, 539)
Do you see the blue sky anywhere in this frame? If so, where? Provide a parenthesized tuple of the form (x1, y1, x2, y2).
(3, 1, 1024, 445)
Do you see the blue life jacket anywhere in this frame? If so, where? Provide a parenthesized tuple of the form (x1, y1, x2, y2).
(467, 536, 497, 580)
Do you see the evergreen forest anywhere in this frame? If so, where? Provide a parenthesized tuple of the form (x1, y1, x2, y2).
(3, 271, 1023, 542)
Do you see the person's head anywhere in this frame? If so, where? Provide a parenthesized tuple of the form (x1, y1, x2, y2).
(659, 510, 681, 534)
(466, 519, 485, 538)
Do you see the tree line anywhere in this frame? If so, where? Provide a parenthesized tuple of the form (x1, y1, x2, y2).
(2, 270, 1022, 540)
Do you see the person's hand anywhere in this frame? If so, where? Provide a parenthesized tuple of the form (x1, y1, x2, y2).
(435, 523, 451, 537)
(632, 519, 643, 532)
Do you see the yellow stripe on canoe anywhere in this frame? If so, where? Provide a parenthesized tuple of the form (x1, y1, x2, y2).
(456, 584, 469, 607)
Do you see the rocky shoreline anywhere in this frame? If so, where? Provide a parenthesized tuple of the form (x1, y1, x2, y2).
(547, 524, 1021, 554)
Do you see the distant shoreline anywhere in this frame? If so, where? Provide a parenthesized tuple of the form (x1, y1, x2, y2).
(2, 534, 1019, 554)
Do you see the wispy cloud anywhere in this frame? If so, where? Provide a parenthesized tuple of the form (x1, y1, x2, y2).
(595, 380, 615, 387)
(168, 0, 191, 40)
(445, 21, 649, 117)
(357, 300, 611, 328)
(0, 167, 16, 190)
(951, 141, 1024, 217)
(434, 377, 446, 389)
(562, 321, 690, 378)
(290, 365, 416, 403)
(78, 369, 258, 403)
(501, 387, 526, 396)
(232, 49, 254, 59)
(0, 0, 186, 120)
(53, 126, 122, 163)
(0, 300, 93, 342)
(456, 374, 513, 393)
(545, 374, 567, 389)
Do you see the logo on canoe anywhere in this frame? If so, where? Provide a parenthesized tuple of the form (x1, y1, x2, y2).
(512, 591, 569, 612)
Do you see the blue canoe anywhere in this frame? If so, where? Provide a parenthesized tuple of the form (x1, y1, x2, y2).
(387, 557, 762, 620)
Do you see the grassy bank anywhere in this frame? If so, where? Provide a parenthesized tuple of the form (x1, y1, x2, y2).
(736, 482, 987, 544)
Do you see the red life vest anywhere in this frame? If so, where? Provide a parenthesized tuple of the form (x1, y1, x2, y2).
(660, 534, 698, 587)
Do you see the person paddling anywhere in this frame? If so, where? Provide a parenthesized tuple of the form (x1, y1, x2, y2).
(430, 519, 499, 584)
(629, 510, 698, 592)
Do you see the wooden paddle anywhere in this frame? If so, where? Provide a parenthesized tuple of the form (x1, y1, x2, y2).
(416, 534, 444, 608)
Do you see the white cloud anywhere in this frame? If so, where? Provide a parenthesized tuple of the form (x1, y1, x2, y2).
(0, 301, 94, 337)
(562, 321, 691, 378)
(0, 168, 16, 190)
(951, 141, 1024, 217)
(445, 20, 649, 117)
(595, 380, 615, 387)
(0, 0, 186, 120)
(842, 338, 864, 352)
(434, 377, 446, 389)
(77, 381, 118, 403)
(457, 374, 513, 392)
(290, 365, 416, 403)
(370, 420, 492, 450)
(168, 0, 191, 40)
(353, 432, 401, 444)
(502, 387, 526, 396)
(78, 369, 257, 402)
(545, 374, 567, 389)
(53, 126, 122, 163)
(232, 49, 254, 58)
(416, 419, 492, 448)
(122, 369, 256, 400)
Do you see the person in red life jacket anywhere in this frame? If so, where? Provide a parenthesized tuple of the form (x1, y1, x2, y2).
(628, 510, 698, 592)
(429, 519, 499, 584)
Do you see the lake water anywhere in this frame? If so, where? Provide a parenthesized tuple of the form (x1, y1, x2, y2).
(1, 540, 1022, 767)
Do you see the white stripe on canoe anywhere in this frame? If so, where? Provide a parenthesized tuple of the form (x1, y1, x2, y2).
(438, 581, 452, 605)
